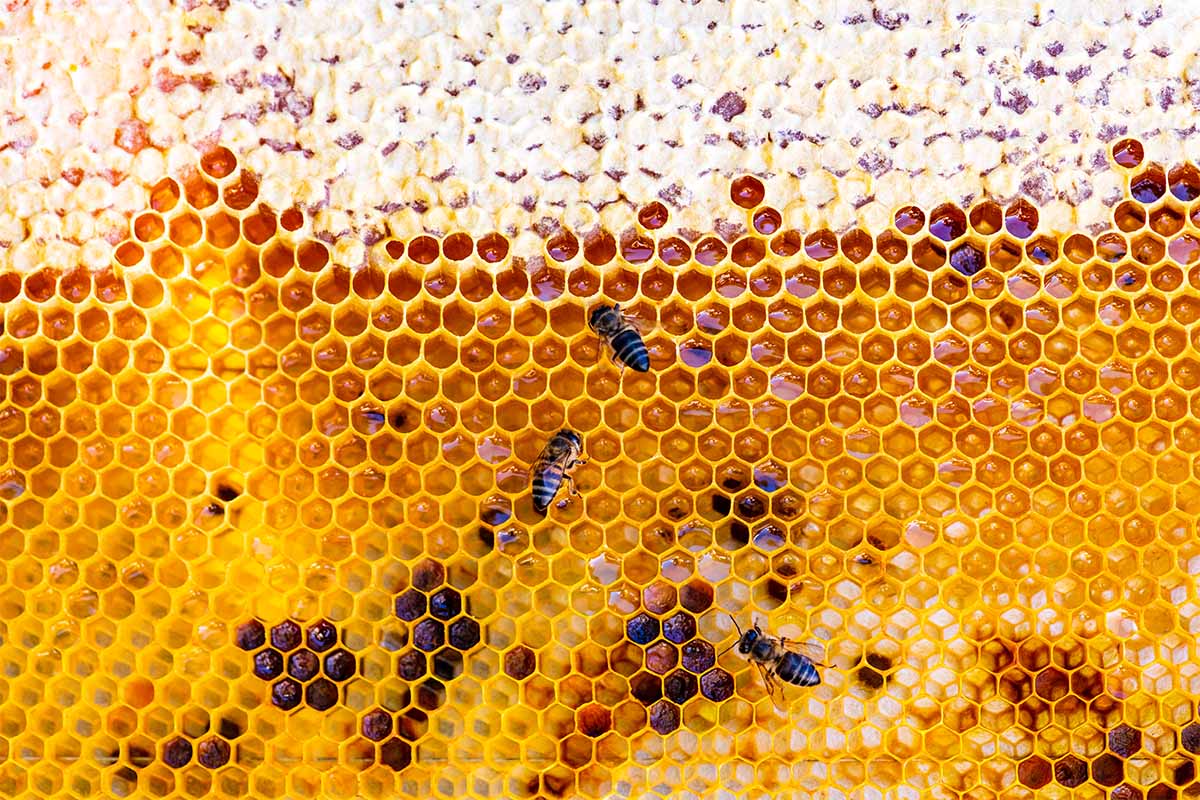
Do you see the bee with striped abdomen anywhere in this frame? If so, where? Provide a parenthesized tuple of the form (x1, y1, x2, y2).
(589, 303, 650, 372)
(724, 616, 825, 709)
(529, 429, 587, 514)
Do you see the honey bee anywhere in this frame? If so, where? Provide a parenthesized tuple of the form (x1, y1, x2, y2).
(529, 429, 587, 514)
(589, 303, 650, 372)
(725, 616, 826, 708)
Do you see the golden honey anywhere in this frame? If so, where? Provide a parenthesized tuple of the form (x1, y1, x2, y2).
(1, 133, 1200, 800)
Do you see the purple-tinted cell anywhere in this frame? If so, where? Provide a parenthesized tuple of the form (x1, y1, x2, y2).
(162, 737, 192, 768)
(397, 650, 427, 681)
(1108, 724, 1141, 758)
(234, 620, 265, 651)
(664, 670, 698, 703)
(362, 709, 393, 742)
(1182, 722, 1200, 754)
(379, 738, 412, 771)
(196, 737, 230, 768)
(681, 640, 715, 673)
(950, 242, 985, 276)
(253, 649, 284, 680)
(448, 618, 481, 650)
(271, 678, 303, 710)
(323, 649, 356, 681)
(412, 619, 445, 652)
(429, 588, 462, 620)
(270, 620, 302, 651)
(307, 678, 338, 711)
(412, 559, 445, 591)
(648, 699, 681, 734)
(394, 589, 426, 622)
(626, 613, 659, 645)
(662, 612, 697, 644)
(700, 668, 734, 701)
(306, 620, 338, 652)
(287, 649, 319, 681)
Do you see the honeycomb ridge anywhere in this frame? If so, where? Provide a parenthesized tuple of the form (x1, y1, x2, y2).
(1, 139, 1200, 799)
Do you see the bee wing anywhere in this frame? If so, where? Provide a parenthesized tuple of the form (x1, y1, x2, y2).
(621, 309, 651, 336)
(753, 661, 792, 712)
(780, 639, 828, 666)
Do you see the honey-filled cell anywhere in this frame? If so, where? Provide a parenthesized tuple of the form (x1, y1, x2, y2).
(2, 94, 1198, 800)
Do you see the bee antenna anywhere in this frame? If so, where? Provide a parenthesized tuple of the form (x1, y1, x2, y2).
(718, 614, 742, 657)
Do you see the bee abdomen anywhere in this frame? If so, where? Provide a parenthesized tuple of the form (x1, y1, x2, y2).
(531, 463, 565, 512)
(611, 329, 650, 372)
(777, 653, 821, 687)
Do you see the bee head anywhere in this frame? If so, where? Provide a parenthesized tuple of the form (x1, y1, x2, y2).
(737, 628, 758, 654)
(559, 429, 583, 451)
(588, 304, 618, 333)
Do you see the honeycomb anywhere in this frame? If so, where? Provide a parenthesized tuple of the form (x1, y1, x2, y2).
(2, 135, 1200, 800)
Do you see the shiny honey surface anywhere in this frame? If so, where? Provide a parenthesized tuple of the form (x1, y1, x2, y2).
(1, 139, 1200, 800)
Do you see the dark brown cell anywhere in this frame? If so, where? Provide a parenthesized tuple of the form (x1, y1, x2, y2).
(1147, 785, 1176, 800)
(638, 201, 669, 229)
(648, 700, 681, 734)
(1092, 753, 1125, 787)
(664, 670, 698, 704)
(362, 709, 393, 742)
(323, 649, 356, 681)
(504, 646, 537, 680)
(1113, 138, 1144, 168)
(397, 708, 429, 741)
(865, 652, 893, 671)
(448, 618, 481, 650)
(929, 203, 967, 241)
(429, 588, 462, 620)
(700, 668, 734, 702)
(1019, 756, 1052, 789)
(856, 666, 884, 690)
(270, 620, 302, 651)
(412, 559, 446, 591)
(196, 737, 231, 769)
(287, 649, 319, 681)
(253, 649, 284, 680)
(1055, 755, 1088, 787)
(681, 640, 715, 673)
(217, 718, 243, 740)
(271, 678, 302, 710)
(735, 493, 766, 520)
(630, 671, 663, 704)
(412, 619, 445, 652)
(645, 642, 679, 675)
(731, 176, 765, 209)
(1181, 722, 1200, 754)
(162, 737, 193, 768)
(433, 648, 464, 681)
(415, 679, 446, 711)
(711, 493, 732, 516)
(626, 613, 660, 645)
(235, 620, 265, 651)
(380, 738, 412, 771)
(1171, 759, 1195, 785)
(397, 650, 427, 681)
(1034, 667, 1068, 701)
(394, 589, 426, 621)
(1108, 723, 1142, 757)
(949, 242, 985, 276)
(1112, 784, 1144, 800)
(679, 581, 714, 613)
(306, 620, 338, 652)
(662, 612, 696, 644)
(577, 704, 612, 738)
(1071, 666, 1103, 699)
(307, 678, 338, 711)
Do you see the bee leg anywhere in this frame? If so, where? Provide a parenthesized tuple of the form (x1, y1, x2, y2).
(563, 473, 580, 497)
